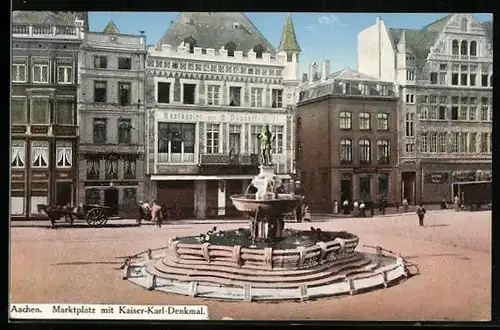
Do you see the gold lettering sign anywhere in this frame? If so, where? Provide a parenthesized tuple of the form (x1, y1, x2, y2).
(163, 111, 283, 124)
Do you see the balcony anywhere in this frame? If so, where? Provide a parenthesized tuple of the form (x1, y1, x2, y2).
(158, 153, 195, 164)
(12, 24, 81, 39)
(79, 143, 145, 155)
(200, 153, 259, 165)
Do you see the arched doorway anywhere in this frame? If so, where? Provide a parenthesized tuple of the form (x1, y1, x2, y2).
(104, 187, 119, 216)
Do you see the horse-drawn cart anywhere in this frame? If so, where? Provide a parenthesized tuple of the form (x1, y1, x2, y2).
(38, 203, 112, 228)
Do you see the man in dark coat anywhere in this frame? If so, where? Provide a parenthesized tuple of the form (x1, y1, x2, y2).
(137, 200, 145, 225)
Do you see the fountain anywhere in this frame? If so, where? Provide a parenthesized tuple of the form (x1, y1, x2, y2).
(123, 124, 409, 301)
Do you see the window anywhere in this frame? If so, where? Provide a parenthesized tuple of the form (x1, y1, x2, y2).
(11, 140, 25, 168)
(207, 85, 220, 105)
(253, 44, 265, 59)
(12, 58, 27, 83)
(31, 140, 49, 168)
(405, 113, 414, 136)
(33, 59, 49, 83)
(359, 112, 371, 130)
(86, 157, 100, 180)
(451, 73, 459, 85)
(438, 133, 447, 153)
(459, 107, 467, 120)
(481, 74, 488, 87)
(287, 52, 293, 62)
(429, 133, 437, 153)
(272, 89, 283, 108)
(480, 101, 488, 121)
(359, 139, 371, 164)
(340, 139, 352, 164)
(118, 82, 131, 106)
(340, 112, 352, 130)
(451, 107, 459, 120)
(460, 40, 468, 55)
(359, 176, 371, 201)
(56, 141, 72, 168)
(272, 125, 284, 154)
(94, 81, 107, 103)
(85, 189, 100, 205)
(229, 125, 241, 154)
(360, 84, 370, 95)
(377, 113, 389, 130)
(206, 124, 220, 154)
(56, 99, 74, 125)
(251, 125, 263, 154)
(184, 37, 196, 53)
(379, 85, 388, 96)
(229, 86, 241, 106)
(439, 72, 447, 84)
(470, 74, 476, 86)
(406, 140, 415, 153)
(123, 188, 137, 206)
(430, 95, 437, 104)
(57, 61, 73, 84)
(450, 132, 459, 153)
(157, 123, 195, 162)
(440, 64, 447, 71)
(94, 56, 107, 68)
(118, 118, 132, 144)
(118, 57, 131, 70)
(460, 133, 468, 153)
(420, 106, 428, 119)
(157, 82, 171, 103)
(183, 84, 196, 104)
(123, 158, 136, 179)
(438, 106, 446, 120)
(439, 96, 448, 104)
(11, 98, 27, 124)
(93, 118, 107, 144)
(225, 42, 236, 57)
(460, 73, 468, 86)
(406, 70, 415, 81)
(470, 41, 477, 56)
(452, 40, 459, 55)
(377, 140, 389, 164)
(30, 98, 49, 124)
(480, 133, 489, 153)
(251, 88, 263, 107)
(105, 158, 118, 180)
(461, 18, 468, 32)
(405, 94, 414, 104)
(430, 72, 438, 84)
(469, 133, 477, 153)
(429, 106, 438, 120)
(420, 133, 428, 152)
(468, 106, 476, 121)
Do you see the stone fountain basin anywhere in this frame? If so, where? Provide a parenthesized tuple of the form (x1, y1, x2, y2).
(230, 194, 303, 217)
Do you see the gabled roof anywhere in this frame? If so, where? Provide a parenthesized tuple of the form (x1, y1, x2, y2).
(156, 12, 276, 54)
(12, 11, 89, 30)
(278, 13, 301, 52)
(103, 21, 119, 34)
(328, 68, 380, 81)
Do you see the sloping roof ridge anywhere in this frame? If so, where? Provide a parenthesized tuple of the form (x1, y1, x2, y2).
(420, 14, 453, 32)
(241, 12, 276, 51)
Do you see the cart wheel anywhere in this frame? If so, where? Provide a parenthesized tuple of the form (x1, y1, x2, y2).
(86, 208, 106, 227)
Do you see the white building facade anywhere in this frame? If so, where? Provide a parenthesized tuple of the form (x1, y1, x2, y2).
(358, 14, 492, 204)
(144, 13, 301, 219)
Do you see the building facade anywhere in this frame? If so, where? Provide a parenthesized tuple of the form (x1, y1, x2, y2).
(297, 67, 399, 213)
(358, 14, 492, 204)
(77, 22, 147, 216)
(11, 11, 86, 219)
(144, 13, 301, 219)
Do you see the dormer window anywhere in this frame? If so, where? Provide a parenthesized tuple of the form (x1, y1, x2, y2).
(287, 52, 293, 62)
(225, 42, 237, 57)
(183, 37, 196, 53)
(253, 44, 265, 59)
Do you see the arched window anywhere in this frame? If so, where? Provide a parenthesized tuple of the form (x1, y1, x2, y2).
(452, 40, 459, 55)
(225, 42, 236, 57)
(359, 139, 371, 164)
(253, 44, 265, 59)
(461, 18, 468, 32)
(469, 41, 477, 56)
(183, 37, 196, 53)
(460, 40, 468, 55)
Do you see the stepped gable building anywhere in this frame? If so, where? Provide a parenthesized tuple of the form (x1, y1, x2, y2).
(144, 12, 301, 219)
(77, 21, 147, 217)
(297, 66, 399, 213)
(11, 11, 86, 219)
(358, 14, 492, 204)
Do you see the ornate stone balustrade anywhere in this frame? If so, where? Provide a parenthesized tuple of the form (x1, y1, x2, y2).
(12, 23, 83, 39)
(200, 153, 259, 165)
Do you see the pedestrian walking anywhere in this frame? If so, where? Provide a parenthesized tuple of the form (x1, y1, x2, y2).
(454, 195, 460, 212)
(295, 203, 303, 222)
(403, 198, 409, 213)
(382, 198, 387, 215)
(353, 200, 359, 217)
(343, 199, 350, 215)
(151, 200, 162, 228)
(137, 200, 146, 225)
(441, 195, 448, 209)
(303, 204, 311, 222)
(333, 200, 339, 214)
(359, 201, 366, 217)
(416, 204, 426, 227)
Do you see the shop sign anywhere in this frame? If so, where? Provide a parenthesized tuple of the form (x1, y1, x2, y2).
(425, 172, 449, 184)
(353, 167, 377, 174)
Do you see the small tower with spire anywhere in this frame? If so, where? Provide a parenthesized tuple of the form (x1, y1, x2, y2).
(277, 13, 301, 106)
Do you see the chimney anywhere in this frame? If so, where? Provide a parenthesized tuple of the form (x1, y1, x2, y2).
(308, 63, 314, 82)
(321, 60, 330, 81)
(302, 73, 308, 82)
(311, 62, 318, 82)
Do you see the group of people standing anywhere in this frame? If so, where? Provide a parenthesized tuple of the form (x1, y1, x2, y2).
(339, 199, 382, 217)
(137, 200, 165, 227)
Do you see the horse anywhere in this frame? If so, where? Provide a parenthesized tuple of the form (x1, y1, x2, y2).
(37, 204, 75, 228)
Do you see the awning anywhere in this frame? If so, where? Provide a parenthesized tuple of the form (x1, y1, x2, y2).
(150, 174, 292, 181)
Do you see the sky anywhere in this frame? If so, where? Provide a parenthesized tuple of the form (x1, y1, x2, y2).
(88, 12, 493, 75)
